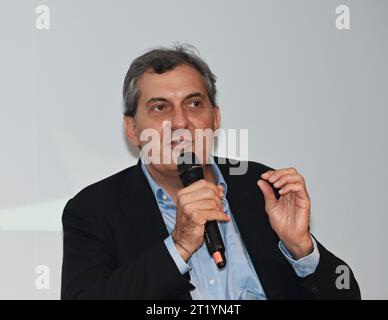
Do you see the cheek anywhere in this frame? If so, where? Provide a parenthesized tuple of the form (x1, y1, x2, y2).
(190, 112, 216, 130)
(135, 119, 164, 137)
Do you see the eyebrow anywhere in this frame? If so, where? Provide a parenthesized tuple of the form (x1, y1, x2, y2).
(183, 92, 204, 101)
(145, 92, 204, 105)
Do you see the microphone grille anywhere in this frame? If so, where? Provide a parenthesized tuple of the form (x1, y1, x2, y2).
(177, 152, 203, 176)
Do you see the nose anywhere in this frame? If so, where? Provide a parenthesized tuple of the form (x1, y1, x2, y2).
(171, 106, 189, 130)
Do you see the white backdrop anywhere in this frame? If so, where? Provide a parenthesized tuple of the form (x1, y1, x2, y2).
(0, 0, 387, 299)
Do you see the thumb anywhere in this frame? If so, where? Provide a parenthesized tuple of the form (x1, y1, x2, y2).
(257, 179, 277, 212)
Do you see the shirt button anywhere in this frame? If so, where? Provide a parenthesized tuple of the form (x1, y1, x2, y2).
(209, 279, 215, 285)
(162, 194, 168, 201)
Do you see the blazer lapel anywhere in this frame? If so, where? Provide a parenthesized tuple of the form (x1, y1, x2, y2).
(119, 159, 193, 300)
(120, 159, 170, 248)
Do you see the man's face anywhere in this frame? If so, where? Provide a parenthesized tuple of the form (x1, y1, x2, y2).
(124, 64, 220, 174)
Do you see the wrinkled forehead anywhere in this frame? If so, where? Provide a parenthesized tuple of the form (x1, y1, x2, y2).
(137, 64, 208, 104)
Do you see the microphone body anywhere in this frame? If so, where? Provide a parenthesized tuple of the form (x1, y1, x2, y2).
(177, 152, 226, 269)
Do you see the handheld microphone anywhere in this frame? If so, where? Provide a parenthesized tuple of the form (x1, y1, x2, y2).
(177, 152, 226, 269)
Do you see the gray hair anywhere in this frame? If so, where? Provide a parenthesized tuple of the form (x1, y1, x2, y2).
(122, 44, 218, 117)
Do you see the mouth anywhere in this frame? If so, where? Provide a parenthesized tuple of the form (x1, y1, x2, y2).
(169, 138, 193, 149)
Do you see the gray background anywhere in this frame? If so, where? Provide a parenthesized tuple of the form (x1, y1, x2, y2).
(0, 0, 387, 299)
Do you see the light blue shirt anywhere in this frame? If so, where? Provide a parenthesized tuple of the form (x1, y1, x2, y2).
(140, 157, 320, 299)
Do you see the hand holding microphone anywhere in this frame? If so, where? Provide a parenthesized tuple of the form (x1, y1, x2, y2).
(171, 152, 228, 268)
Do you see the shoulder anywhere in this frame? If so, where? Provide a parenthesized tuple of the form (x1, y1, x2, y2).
(63, 163, 138, 214)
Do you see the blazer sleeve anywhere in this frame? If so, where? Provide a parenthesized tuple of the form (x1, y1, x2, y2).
(300, 235, 361, 299)
(61, 197, 194, 300)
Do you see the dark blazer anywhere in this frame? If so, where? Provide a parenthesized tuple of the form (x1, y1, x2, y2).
(61, 157, 361, 300)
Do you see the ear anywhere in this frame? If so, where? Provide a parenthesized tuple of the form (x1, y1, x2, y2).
(213, 105, 221, 130)
(123, 116, 140, 147)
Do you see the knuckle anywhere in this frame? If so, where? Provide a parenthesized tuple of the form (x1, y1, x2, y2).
(285, 175, 295, 182)
(182, 202, 192, 213)
(206, 188, 216, 197)
(187, 202, 196, 211)
(198, 179, 207, 186)
(177, 189, 185, 199)
(178, 193, 188, 205)
(205, 182, 217, 192)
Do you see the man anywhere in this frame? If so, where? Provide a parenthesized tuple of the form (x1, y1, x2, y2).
(61, 45, 361, 299)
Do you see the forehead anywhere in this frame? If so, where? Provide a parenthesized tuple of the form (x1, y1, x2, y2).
(137, 64, 207, 102)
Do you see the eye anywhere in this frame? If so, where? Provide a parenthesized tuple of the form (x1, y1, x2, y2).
(152, 104, 166, 112)
(188, 100, 202, 108)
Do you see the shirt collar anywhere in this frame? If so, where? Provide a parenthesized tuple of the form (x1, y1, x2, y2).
(140, 155, 167, 202)
(140, 155, 228, 204)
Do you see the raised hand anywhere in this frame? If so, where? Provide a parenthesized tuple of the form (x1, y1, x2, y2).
(257, 167, 313, 259)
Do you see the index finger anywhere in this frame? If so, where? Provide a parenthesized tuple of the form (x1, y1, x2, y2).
(261, 168, 297, 180)
(178, 179, 223, 197)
